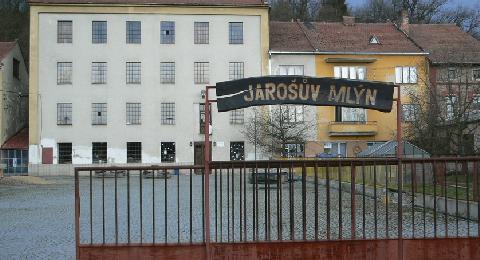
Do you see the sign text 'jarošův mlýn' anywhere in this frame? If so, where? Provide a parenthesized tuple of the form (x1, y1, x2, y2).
(215, 76, 395, 112)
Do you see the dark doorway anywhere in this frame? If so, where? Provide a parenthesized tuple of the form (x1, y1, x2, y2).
(194, 142, 212, 166)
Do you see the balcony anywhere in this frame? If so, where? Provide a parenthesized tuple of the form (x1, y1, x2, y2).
(328, 121, 378, 137)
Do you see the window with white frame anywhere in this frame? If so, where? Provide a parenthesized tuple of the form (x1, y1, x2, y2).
(230, 109, 244, 124)
(284, 143, 305, 158)
(126, 21, 141, 44)
(229, 62, 244, 80)
(229, 22, 243, 44)
(473, 68, 480, 81)
(57, 62, 72, 85)
(91, 62, 107, 84)
(278, 65, 304, 75)
(194, 62, 209, 84)
(92, 21, 107, 44)
(126, 62, 141, 84)
(447, 68, 457, 80)
(194, 22, 209, 44)
(57, 21, 72, 43)
(160, 21, 175, 44)
(395, 66, 417, 84)
(333, 66, 366, 80)
(284, 105, 304, 123)
(161, 142, 176, 162)
(445, 95, 457, 120)
(402, 104, 419, 122)
(126, 103, 141, 125)
(334, 66, 367, 122)
(324, 142, 347, 157)
(160, 62, 175, 84)
(91, 103, 107, 125)
(57, 103, 72, 125)
(161, 102, 175, 125)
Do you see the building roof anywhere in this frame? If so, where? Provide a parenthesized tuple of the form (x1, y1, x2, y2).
(28, 0, 267, 6)
(357, 140, 430, 158)
(0, 42, 16, 61)
(1, 128, 28, 150)
(409, 24, 480, 64)
(270, 21, 424, 54)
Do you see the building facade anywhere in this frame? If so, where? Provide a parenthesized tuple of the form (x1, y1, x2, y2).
(0, 41, 29, 175)
(28, 0, 269, 171)
(407, 23, 480, 155)
(270, 18, 428, 157)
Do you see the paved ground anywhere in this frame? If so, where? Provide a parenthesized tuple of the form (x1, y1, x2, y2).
(0, 175, 478, 259)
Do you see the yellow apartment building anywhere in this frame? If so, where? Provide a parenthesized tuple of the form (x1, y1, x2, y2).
(270, 18, 428, 157)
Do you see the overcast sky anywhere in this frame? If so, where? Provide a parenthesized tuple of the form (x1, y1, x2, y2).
(346, 0, 479, 9)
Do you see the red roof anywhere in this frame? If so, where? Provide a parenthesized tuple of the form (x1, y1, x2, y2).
(270, 21, 424, 54)
(0, 42, 16, 61)
(409, 24, 480, 64)
(29, 0, 267, 6)
(1, 128, 28, 150)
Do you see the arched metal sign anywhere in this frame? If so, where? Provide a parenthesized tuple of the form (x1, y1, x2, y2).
(215, 76, 395, 112)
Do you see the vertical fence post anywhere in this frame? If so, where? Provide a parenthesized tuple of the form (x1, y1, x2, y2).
(75, 168, 80, 260)
(204, 86, 212, 259)
(396, 85, 403, 260)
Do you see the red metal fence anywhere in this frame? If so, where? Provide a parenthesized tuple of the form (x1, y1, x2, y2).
(75, 157, 480, 259)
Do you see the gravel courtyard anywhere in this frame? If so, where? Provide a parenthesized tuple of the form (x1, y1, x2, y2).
(1, 175, 478, 259)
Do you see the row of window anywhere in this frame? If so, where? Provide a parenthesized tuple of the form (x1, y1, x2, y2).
(56, 61, 244, 85)
(57, 103, 244, 127)
(333, 66, 418, 84)
(58, 20, 244, 45)
(442, 67, 480, 81)
(57, 141, 246, 164)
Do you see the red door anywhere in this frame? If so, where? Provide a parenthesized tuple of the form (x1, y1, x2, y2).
(42, 147, 53, 164)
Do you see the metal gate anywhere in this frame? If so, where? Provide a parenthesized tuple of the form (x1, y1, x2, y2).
(75, 158, 480, 259)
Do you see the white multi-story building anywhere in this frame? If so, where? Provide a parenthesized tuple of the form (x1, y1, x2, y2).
(28, 0, 270, 172)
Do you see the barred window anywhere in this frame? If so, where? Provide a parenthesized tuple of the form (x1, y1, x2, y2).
(161, 102, 175, 125)
(161, 142, 176, 162)
(92, 21, 107, 44)
(229, 22, 243, 44)
(230, 109, 244, 124)
(57, 62, 72, 85)
(91, 62, 107, 84)
(230, 142, 245, 160)
(126, 21, 141, 44)
(126, 103, 141, 125)
(58, 143, 72, 164)
(194, 62, 209, 84)
(57, 21, 72, 43)
(127, 142, 142, 163)
(199, 103, 212, 134)
(229, 62, 244, 80)
(194, 22, 209, 44)
(91, 103, 107, 125)
(92, 142, 107, 164)
(161, 21, 175, 44)
(126, 62, 141, 84)
(160, 62, 175, 84)
(57, 103, 72, 125)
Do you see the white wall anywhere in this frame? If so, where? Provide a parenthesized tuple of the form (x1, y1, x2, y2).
(32, 13, 263, 164)
(0, 44, 28, 145)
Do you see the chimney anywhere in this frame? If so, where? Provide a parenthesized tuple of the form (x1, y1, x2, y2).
(342, 16, 355, 26)
(400, 10, 409, 34)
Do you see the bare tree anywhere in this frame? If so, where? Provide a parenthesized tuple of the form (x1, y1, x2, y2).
(242, 106, 315, 158)
(435, 6, 480, 39)
(405, 62, 480, 156)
